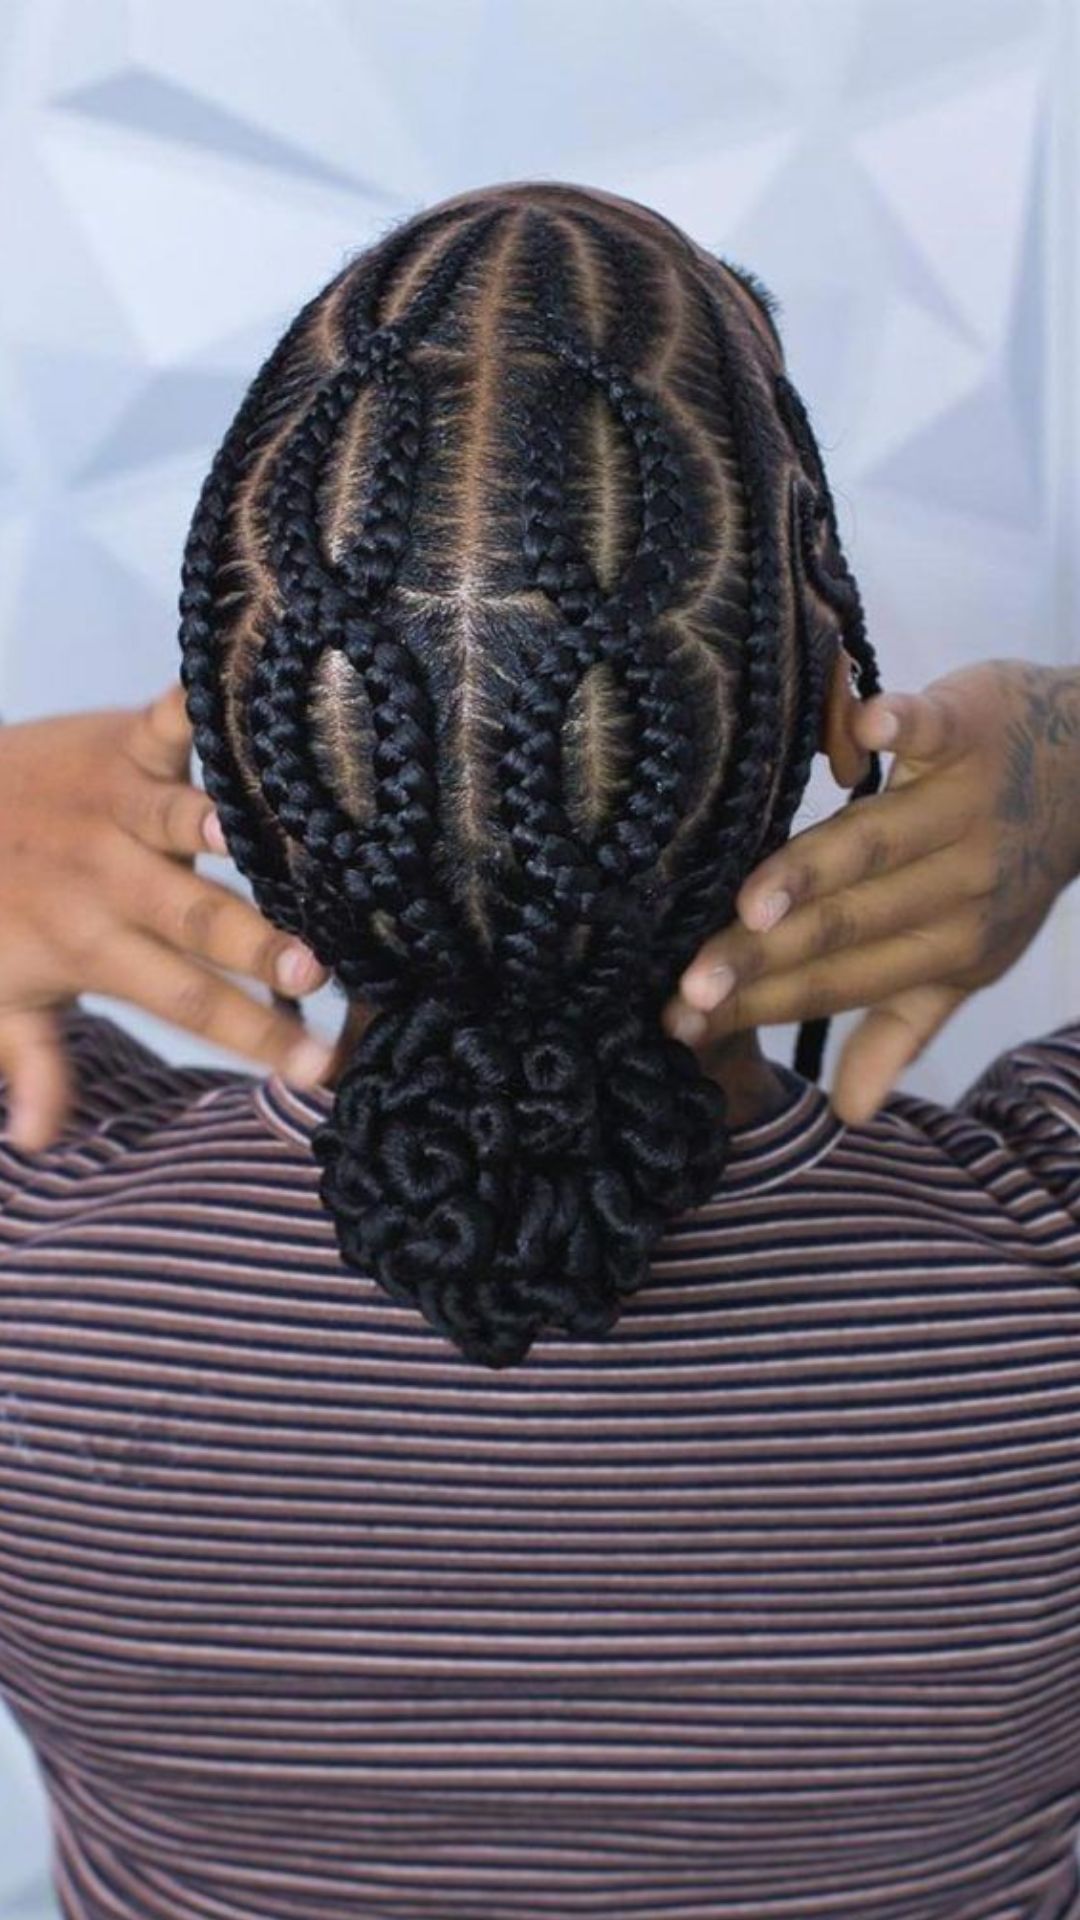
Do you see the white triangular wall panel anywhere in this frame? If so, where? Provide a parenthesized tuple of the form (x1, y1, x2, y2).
(10, 347, 145, 481)
(37, 123, 385, 363)
(674, 0, 865, 109)
(617, 132, 800, 257)
(843, 298, 985, 476)
(853, 489, 1046, 680)
(37, 0, 130, 98)
(867, 373, 1041, 529)
(447, 0, 786, 180)
(129, 0, 427, 199)
(846, 0, 1045, 99)
(0, 153, 139, 358)
(852, 63, 1044, 349)
(80, 454, 207, 601)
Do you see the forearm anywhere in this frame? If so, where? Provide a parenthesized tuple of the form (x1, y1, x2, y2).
(993, 662, 1080, 892)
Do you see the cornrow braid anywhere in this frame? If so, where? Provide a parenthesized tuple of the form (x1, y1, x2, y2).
(176, 210, 469, 932)
(647, 276, 787, 977)
(243, 215, 501, 995)
(178, 185, 880, 1369)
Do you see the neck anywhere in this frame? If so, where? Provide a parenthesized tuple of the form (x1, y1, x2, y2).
(699, 1028, 792, 1126)
(321, 1003, 791, 1129)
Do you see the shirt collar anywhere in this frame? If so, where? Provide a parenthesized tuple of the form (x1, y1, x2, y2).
(254, 1072, 336, 1147)
(709, 1064, 844, 1198)
(253, 1058, 842, 1196)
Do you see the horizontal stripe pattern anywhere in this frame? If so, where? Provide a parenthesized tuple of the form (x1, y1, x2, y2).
(1, 1007, 1080, 1918)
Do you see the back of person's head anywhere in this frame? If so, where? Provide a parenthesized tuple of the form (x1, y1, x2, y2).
(179, 180, 879, 1369)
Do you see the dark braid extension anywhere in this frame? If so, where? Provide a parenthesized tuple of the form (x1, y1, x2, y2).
(773, 373, 884, 1081)
(177, 185, 880, 1369)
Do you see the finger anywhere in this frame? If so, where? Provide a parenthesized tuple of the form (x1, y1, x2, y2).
(729, 771, 972, 937)
(675, 838, 992, 1015)
(126, 683, 194, 782)
(0, 1008, 74, 1153)
(830, 984, 968, 1126)
(112, 775, 222, 860)
(95, 930, 335, 1084)
(115, 838, 329, 996)
(850, 686, 971, 769)
(683, 910, 983, 1041)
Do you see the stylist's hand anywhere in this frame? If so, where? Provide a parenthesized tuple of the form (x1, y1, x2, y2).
(0, 683, 332, 1150)
(664, 661, 1080, 1123)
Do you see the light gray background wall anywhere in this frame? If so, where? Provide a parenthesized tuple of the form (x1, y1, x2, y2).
(0, 1, 1075, 1912)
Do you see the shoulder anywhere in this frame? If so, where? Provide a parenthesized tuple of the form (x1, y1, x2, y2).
(892, 1021, 1080, 1223)
(960, 1022, 1080, 1133)
(0, 1004, 255, 1203)
(54, 1003, 247, 1129)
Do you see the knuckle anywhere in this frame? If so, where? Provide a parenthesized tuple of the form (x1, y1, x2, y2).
(815, 895, 858, 955)
(971, 897, 1005, 959)
(930, 693, 960, 755)
(860, 829, 891, 878)
(720, 987, 749, 1032)
(968, 841, 1000, 897)
(735, 940, 767, 985)
(799, 968, 835, 1019)
(782, 857, 817, 905)
(160, 788, 187, 843)
(252, 1009, 297, 1064)
(707, 983, 746, 1034)
(63, 913, 108, 969)
(849, 812, 889, 876)
(169, 974, 218, 1033)
(128, 787, 166, 845)
(253, 930, 286, 981)
(176, 891, 220, 951)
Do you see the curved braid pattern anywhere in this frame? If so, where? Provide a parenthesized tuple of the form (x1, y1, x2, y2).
(244, 217, 500, 996)
(495, 340, 700, 1004)
(649, 283, 787, 977)
(178, 300, 325, 936)
(178, 187, 881, 1369)
(176, 214, 460, 934)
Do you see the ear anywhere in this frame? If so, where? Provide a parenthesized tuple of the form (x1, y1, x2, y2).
(820, 640, 872, 789)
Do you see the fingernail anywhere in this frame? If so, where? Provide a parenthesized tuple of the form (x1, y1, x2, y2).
(202, 810, 227, 853)
(694, 962, 735, 1012)
(756, 889, 791, 932)
(276, 941, 318, 993)
(284, 1038, 333, 1087)
(668, 1006, 707, 1046)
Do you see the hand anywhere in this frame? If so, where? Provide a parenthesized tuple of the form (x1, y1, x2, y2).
(663, 661, 1080, 1124)
(0, 683, 333, 1151)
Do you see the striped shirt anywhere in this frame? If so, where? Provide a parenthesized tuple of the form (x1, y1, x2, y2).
(2, 1005, 1080, 1920)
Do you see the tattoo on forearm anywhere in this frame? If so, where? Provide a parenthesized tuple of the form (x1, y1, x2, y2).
(992, 665, 1080, 910)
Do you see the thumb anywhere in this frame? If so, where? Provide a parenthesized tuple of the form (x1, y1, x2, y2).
(853, 688, 969, 770)
(830, 983, 968, 1126)
(128, 681, 194, 782)
(0, 1008, 74, 1153)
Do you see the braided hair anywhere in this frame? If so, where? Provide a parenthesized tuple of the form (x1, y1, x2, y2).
(178, 183, 880, 1370)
